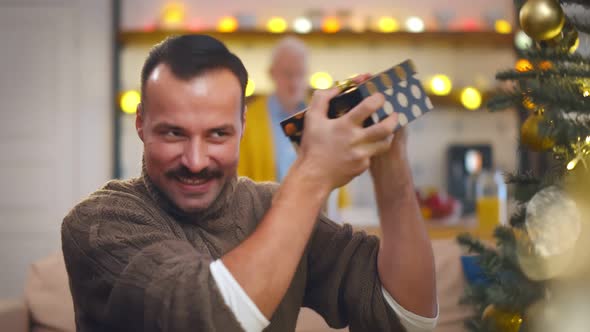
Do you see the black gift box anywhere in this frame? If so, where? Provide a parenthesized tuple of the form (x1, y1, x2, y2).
(280, 59, 434, 144)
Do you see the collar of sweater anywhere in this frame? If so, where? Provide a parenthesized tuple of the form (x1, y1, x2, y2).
(140, 161, 238, 227)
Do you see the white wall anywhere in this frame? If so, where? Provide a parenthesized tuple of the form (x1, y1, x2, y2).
(0, 0, 112, 297)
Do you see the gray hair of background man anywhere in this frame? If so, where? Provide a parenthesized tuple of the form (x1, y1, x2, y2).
(269, 36, 309, 68)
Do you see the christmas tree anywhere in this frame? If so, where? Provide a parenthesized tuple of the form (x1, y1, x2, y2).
(458, 0, 590, 331)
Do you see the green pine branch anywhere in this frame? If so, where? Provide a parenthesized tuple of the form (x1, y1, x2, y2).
(509, 207, 526, 228)
(505, 172, 541, 185)
(504, 172, 566, 204)
(496, 68, 590, 82)
(486, 85, 590, 147)
(460, 2, 590, 329)
(569, 17, 590, 35)
(516, 49, 590, 64)
(486, 94, 521, 112)
(560, 0, 590, 6)
(458, 229, 545, 331)
(488, 76, 590, 112)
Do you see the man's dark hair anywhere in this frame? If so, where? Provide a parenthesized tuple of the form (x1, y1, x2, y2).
(140, 34, 248, 111)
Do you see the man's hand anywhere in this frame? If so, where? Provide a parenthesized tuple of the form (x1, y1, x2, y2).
(293, 80, 399, 194)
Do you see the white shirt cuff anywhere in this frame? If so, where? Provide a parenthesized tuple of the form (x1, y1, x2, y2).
(211, 258, 437, 332)
(381, 286, 439, 332)
(209, 260, 269, 332)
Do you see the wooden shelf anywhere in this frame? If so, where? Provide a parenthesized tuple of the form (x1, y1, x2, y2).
(119, 30, 515, 48)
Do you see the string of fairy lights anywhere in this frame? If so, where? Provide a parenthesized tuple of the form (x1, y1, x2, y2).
(154, 2, 445, 34)
(119, 74, 483, 114)
(118, 2, 522, 114)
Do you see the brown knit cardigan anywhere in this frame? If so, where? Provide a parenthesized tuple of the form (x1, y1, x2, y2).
(61, 172, 403, 331)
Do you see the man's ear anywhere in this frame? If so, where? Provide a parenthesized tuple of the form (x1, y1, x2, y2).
(136, 103, 144, 142)
(240, 106, 247, 139)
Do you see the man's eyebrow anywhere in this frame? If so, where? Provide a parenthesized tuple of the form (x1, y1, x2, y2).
(153, 122, 183, 131)
(210, 124, 235, 131)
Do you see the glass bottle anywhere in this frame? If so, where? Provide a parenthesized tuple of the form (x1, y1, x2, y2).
(475, 170, 507, 234)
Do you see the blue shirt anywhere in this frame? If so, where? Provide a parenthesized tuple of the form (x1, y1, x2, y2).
(267, 95, 304, 181)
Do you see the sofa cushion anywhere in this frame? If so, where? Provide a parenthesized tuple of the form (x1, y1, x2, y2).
(432, 239, 472, 332)
(24, 251, 75, 332)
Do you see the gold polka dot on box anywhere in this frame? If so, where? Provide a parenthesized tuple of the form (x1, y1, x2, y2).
(358, 59, 434, 130)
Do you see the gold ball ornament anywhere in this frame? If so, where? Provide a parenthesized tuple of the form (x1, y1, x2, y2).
(521, 114, 555, 151)
(519, 0, 566, 41)
(482, 305, 523, 332)
(570, 37, 580, 54)
(546, 25, 580, 53)
(566, 29, 580, 53)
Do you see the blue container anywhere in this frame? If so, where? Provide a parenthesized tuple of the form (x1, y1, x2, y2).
(461, 255, 490, 285)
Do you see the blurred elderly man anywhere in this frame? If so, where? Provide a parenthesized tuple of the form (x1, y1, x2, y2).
(238, 36, 309, 182)
(238, 37, 350, 214)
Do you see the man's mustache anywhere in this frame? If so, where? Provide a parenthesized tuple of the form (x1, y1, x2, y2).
(165, 166, 223, 180)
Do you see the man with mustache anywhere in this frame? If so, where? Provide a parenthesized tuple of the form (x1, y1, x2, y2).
(62, 35, 437, 332)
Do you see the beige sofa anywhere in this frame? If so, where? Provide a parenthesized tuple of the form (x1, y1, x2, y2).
(0, 239, 472, 332)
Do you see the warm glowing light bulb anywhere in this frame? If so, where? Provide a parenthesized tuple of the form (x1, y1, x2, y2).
(377, 17, 400, 33)
(245, 79, 255, 97)
(218, 16, 238, 33)
(494, 19, 512, 34)
(267, 17, 287, 33)
(461, 87, 482, 110)
(429, 75, 452, 96)
(310, 72, 333, 89)
(515, 59, 534, 72)
(567, 160, 576, 170)
(293, 17, 312, 34)
(120, 90, 141, 114)
(160, 2, 185, 29)
(322, 17, 341, 33)
(405, 16, 425, 33)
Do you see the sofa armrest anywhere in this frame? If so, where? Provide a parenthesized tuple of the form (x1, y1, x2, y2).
(0, 299, 29, 332)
